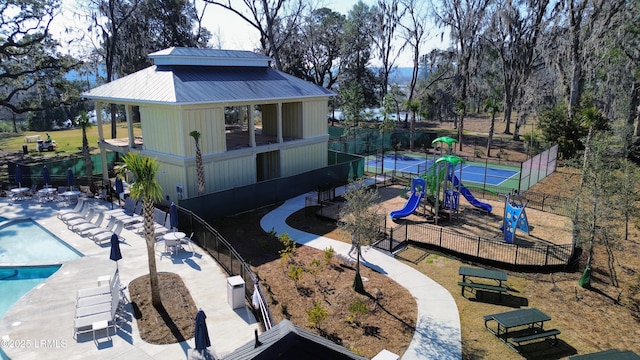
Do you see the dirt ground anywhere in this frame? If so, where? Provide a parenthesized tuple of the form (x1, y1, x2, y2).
(374, 185, 573, 246)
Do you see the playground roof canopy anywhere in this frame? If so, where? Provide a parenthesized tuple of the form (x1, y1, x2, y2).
(436, 155, 465, 166)
(432, 136, 459, 147)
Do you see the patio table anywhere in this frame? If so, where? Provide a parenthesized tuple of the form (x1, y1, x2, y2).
(38, 187, 57, 202)
(61, 190, 82, 206)
(10, 187, 30, 200)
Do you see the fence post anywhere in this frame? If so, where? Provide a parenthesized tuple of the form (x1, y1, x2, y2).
(477, 237, 481, 257)
(514, 244, 519, 265)
(545, 245, 550, 266)
(439, 227, 443, 247)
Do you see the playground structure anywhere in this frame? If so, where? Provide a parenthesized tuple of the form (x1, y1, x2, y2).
(500, 193, 530, 243)
(390, 136, 492, 223)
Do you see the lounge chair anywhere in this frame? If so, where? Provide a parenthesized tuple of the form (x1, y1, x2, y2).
(92, 221, 126, 245)
(112, 201, 143, 225)
(57, 198, 85, 219)
(66, 209, 95, 230)
(72, 212, 105, 235)
(130, 208, 166, 234)
(104, 198, 136, 218)
(60, 204, 92, 224)
(85, 216, 117, 240)
(73, 275, 122, 340)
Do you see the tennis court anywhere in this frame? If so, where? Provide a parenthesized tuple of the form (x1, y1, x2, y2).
(366, 153, 521, 190)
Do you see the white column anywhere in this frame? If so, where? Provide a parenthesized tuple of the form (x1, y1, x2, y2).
(96, 102, 109, 181)
(126, 105, 135, 148)
(277, 102, 283, 143)
(248, 105, 256, 147)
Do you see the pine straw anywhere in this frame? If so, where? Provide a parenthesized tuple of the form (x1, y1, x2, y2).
(128, 272, 198, 345)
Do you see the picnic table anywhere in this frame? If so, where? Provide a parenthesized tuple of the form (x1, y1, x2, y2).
(458, 266, 508, 296)
(484, 308, 560, 350)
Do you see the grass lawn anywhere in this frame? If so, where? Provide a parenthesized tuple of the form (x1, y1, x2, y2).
(0, 123, 141, 155)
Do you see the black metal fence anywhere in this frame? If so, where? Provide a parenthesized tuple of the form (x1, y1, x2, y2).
(173, 205, 274, 330)
(383, 222, 575, 267)
(180, 152, 364, 223)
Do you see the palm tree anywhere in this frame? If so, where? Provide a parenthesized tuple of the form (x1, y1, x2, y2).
(122, 152, 164, 307)
(75, 112, 93, 182)
(190, 130, 205, 195)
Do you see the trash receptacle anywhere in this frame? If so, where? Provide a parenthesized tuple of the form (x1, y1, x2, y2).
(227, 275, 245, 309)
(22, 145, 28, 154)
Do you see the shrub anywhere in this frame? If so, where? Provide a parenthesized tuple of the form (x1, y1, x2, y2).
(288, 264, 303, 288)
(323, 246, 335, 265)
(307, 300, 328, 329)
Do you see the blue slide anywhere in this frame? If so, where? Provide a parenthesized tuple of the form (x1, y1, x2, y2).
(450, 175, 492, 213)
(390, 178, 426, 220)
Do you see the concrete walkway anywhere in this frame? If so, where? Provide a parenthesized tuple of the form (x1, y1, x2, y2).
(259, 192, 462, 360)
(0, 198, 258, 360)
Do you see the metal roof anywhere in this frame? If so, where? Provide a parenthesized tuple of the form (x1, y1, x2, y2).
(82, 57, 335, 105)
(221, 320, 368, 360)
(149, 47, 272, 67)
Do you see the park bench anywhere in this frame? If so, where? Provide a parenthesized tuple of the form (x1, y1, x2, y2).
(458, 266, 509, 297)
(511, 328, 561, 346)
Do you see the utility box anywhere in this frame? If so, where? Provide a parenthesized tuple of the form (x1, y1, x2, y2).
(227, 275, 245, 309)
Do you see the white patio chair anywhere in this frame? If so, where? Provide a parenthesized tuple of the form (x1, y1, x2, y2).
(180, 232, 195, 254)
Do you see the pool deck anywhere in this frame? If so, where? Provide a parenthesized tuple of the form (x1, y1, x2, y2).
(0, 198, 257, 360)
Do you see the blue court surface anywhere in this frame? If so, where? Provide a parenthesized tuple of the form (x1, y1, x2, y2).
(453, 165, 519, 186)
(367, 154, 520, 187)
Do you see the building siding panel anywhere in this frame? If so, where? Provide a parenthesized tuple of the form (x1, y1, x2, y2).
(303, 100, 329, 138)
(281, 142, 327, 177)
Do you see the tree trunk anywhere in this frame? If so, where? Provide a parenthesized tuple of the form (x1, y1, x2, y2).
(353, 246, 364, 293)
(144, 199, 162, 307)
(580, 126, 594, 188)
(195, 145, 205, 195)
(12, 112, 18, 133)
(503, 101, 513, 134)
(486, 113, 495, 157)
(629, 80, 640, 136)
(458, 113, 464, 152)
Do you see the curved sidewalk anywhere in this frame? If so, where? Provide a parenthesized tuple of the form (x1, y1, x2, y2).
(260, 193, 462, 360)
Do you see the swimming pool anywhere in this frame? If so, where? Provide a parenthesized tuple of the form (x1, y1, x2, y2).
(0, 265, 61, 320)
(0, 219, 83, 265)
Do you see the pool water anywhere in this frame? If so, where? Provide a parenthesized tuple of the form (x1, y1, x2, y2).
(0, 219, 83, 265)
(0, 265, 61, 320)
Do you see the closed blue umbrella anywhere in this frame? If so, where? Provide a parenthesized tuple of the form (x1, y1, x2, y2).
(115, 177, 124, 194)
(115, 177, 124, 206)
(66, 168, 74, 188)
(42, 165, 51, 188)
(169, 202, 178, 231)
(194, 309, 211, 351)
(15, 165, 23, 188)
(110, 233, 122, 270)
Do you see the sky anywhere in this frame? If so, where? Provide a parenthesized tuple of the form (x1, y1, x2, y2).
(54, 0, 449, 68)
